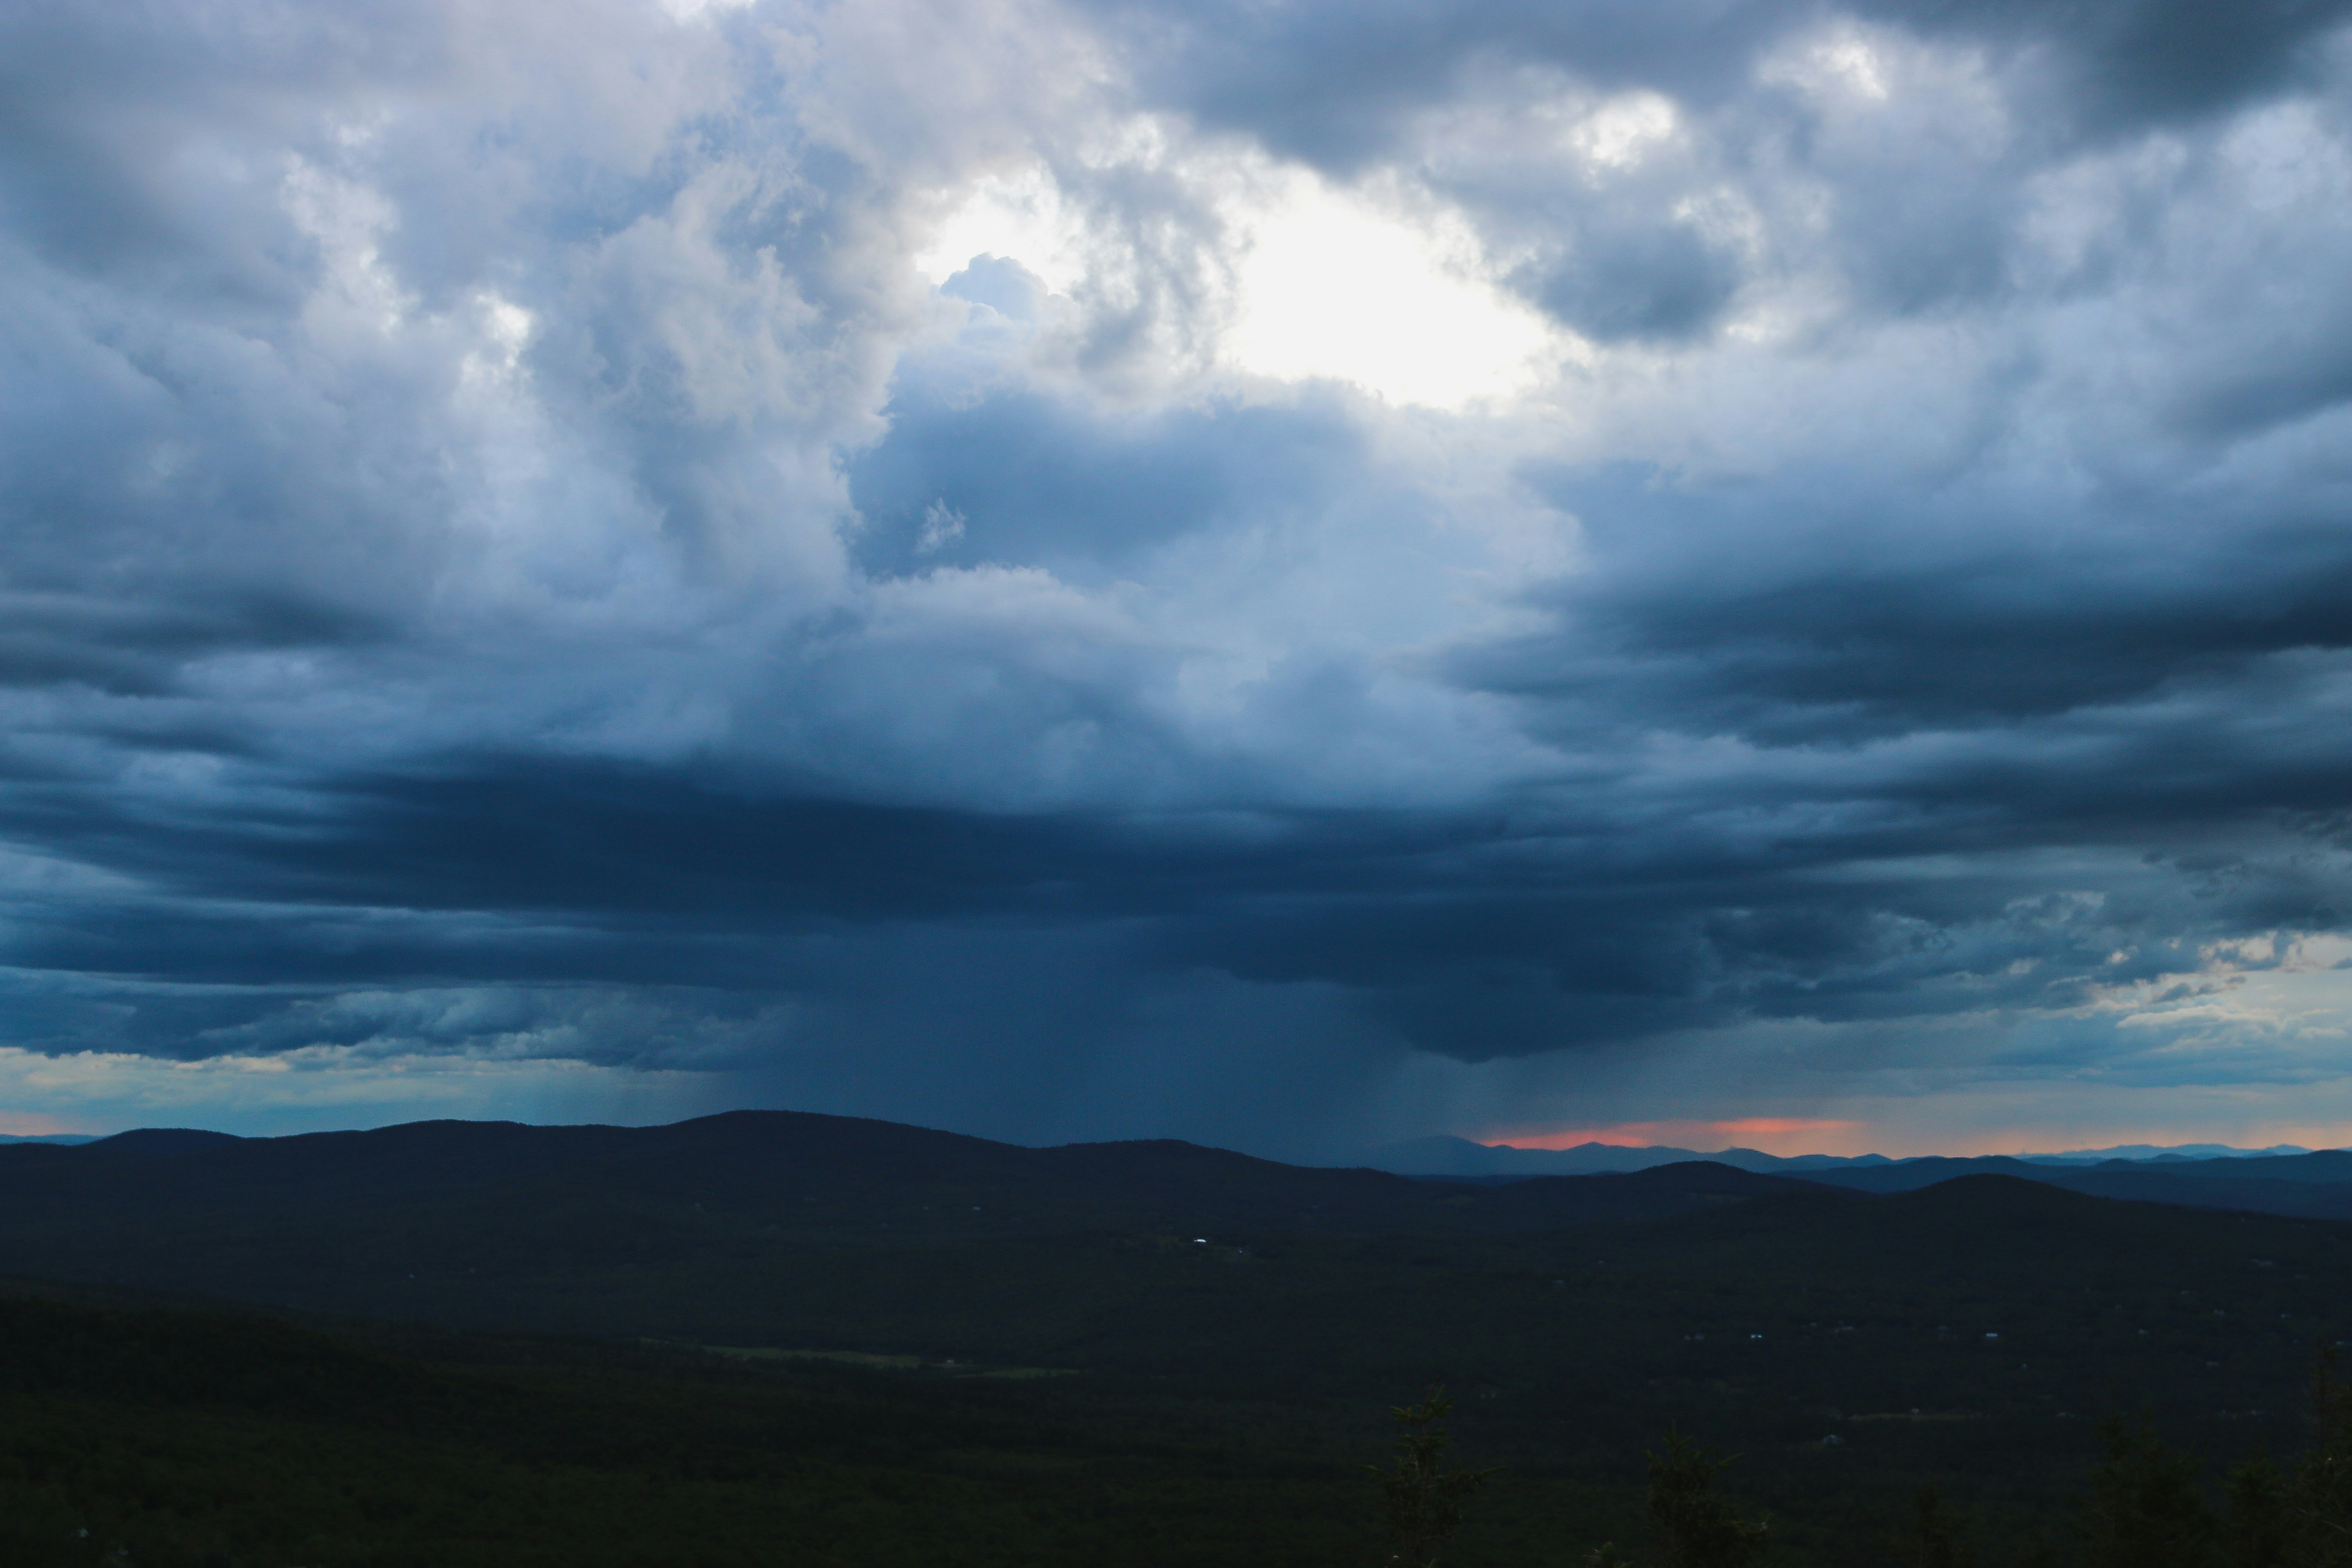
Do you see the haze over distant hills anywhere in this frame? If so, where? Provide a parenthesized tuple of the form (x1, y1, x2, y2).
(1352, 1135, 2352, 1222)
(2017, 1143, 2318, 1163)
(1361, 1135, 2323, 1179)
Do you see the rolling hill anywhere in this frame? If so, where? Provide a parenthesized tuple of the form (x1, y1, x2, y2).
(1796, 1149, 2352, 1219)
(6, 1113, 2352, 1567)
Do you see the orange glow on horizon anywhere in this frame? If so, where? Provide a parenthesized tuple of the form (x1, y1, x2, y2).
(0, 1111, 73, 1138)
(1483, 1118, 1863, 1154)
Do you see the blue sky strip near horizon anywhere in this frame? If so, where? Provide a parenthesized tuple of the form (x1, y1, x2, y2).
(5, 0, 2352, 1158)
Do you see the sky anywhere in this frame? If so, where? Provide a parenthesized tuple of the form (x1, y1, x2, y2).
(4, 0, 2352, 1159)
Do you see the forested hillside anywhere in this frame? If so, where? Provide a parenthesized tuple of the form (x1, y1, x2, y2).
(4, 1115, 2352, 1563)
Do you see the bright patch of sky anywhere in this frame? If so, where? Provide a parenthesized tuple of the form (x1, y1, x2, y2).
(915, 165, 1090, 292)
(917, 155, 1561, 406)
(1224, 171, 1560, 406)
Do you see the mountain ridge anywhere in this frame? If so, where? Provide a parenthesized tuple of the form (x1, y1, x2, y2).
(1359, 1132, 2337, 1179)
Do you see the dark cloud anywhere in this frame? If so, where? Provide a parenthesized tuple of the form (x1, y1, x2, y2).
(1081, 0, 1798, 170)
(0, 592, 394, 697)
(1089, 0, 2352, 167)
(3, 0, 2352, 1147)
(1864, 0, 2352, 131)
(1511, 218, 1743, 344)
(1479, 464, 2352, 745)
(0, 731, 2335, 1077)
(847, 375, 1366, 578)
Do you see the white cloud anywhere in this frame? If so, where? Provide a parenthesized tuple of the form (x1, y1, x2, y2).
(916, 163, 1093, 289)
(1223, 169, 1564, 406)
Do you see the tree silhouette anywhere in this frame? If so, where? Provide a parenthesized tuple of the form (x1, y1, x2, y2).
(2296, 1351, 2352, 1567)
(2079, 1415, 2214, 1568)
(1645, 1429, 1769, 1568)
(1368, 1386, 1495, 1568)
(2224, 1456, 2289, 1568)
(1908, 1483, 1976, 1568)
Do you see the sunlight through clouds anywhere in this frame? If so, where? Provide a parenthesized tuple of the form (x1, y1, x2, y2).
(1224, 170, 1562, 406)
(915, 149, 1561, 406)
(915, 164, 1091, 291)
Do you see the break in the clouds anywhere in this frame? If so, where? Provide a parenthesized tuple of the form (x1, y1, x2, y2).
(5, 0, 2352, 1157)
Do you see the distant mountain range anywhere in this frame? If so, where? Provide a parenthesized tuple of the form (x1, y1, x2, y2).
(2020, 1142, 2315, 1162)
(3, 1110, 2350, 1380)
(0, 1113, 1851, 1341)
(1360, 1137, 1884, 1177)
(9, 1124, 2320, 1164)
(8, 1120, 2347, 1238)
(1358, 1134, 2323, 1178)
(1342, 1135, 2352, 1222)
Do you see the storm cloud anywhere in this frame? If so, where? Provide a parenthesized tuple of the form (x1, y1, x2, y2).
(4, 0, 2352, 1154)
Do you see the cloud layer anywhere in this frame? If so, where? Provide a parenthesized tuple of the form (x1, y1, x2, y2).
(5, 0, 2352, 1154)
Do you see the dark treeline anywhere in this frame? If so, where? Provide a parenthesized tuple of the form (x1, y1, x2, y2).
(6, 1287, 2352, 1568)
(1369, 1377, 2352, 1568)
